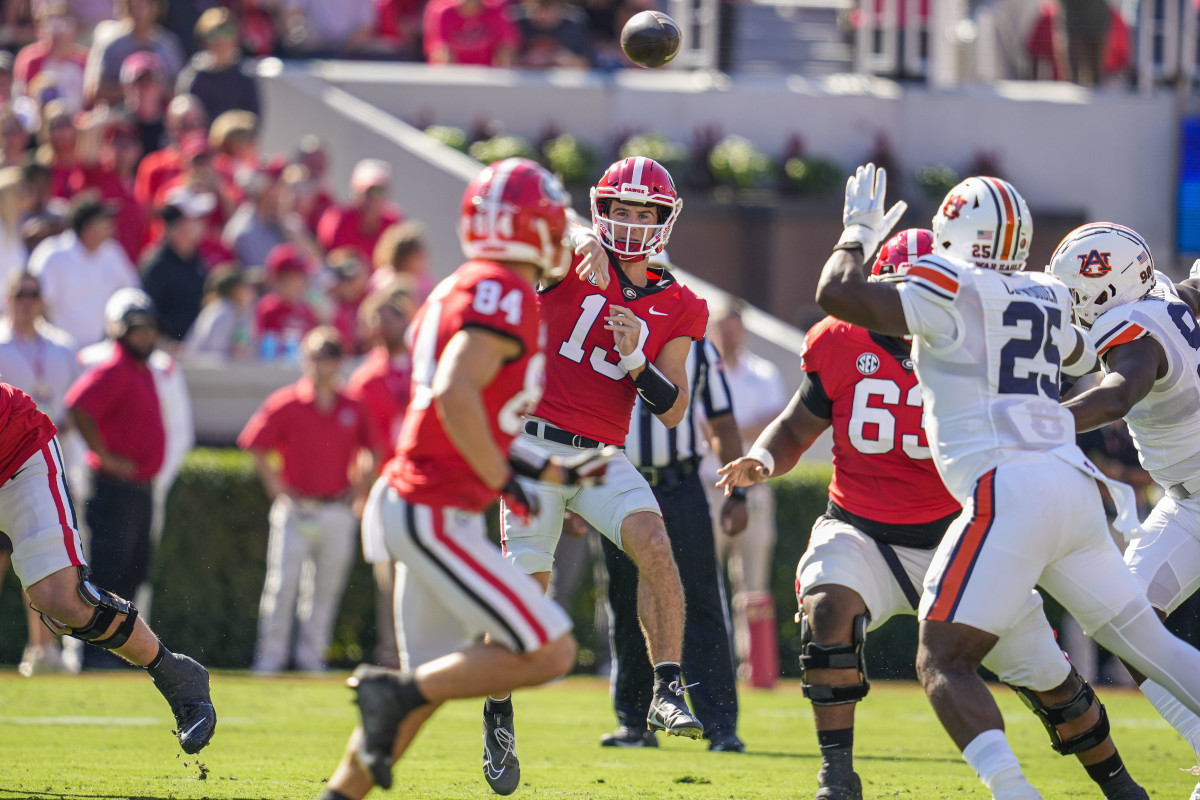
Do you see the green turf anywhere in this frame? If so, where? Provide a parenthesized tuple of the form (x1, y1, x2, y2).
(0, 671, 1195, 799)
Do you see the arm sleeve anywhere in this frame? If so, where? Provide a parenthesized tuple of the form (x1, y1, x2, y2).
(798, 372, 833, 419)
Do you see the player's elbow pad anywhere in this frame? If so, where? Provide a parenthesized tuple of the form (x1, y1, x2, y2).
(1062, 324, 1099, 378)
(634, 363, 680, 415)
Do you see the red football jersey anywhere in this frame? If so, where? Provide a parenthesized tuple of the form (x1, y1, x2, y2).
(385, 260, 543, 511)
(535, 259, 708, 445)
(0, 382, 58, 485)
(801, 316, 959, 525)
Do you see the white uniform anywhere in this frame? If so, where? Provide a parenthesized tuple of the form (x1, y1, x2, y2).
(1087, 275, 1200, 614)
(896, 255, 1145, 637)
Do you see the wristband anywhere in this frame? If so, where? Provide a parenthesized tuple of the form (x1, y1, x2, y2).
(618, 348, 647, 373)
(746, 446, 775, 478)
(728, 486, 748, 502)
(633, 363, 679, 415)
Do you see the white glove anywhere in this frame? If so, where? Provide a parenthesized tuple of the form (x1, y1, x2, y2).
(837, 162, 908, 261)
(1190, 259, 1200, 280)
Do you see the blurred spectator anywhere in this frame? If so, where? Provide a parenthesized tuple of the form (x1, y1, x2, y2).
(513, 0, 592, 68)
(119, 51, 171, 159)
(177, 8, 261, 121)
(324, 247, 370, 354)
(376, 0, 428, 60)
(209, 109, 260, 190)
(85, 0, 185, 108)
(223, 156, 288, 269)
(13, 2, 88, 111)
(20, 160, 67, 252)
(29, 197, 139, 349)
(256, 242, 318, 343)
(0, 104, 29, 168)
(134, 94, 209, 211)
(162, 0, 220, 55)
(316, 158, 402, 262)
(369, 219, 432, 300)
(282, 0, 378, 57)
(65, 289, 165, 670)
(0, 269, 79, 676)
(141, 187, 214, 343)
(184, 265, 256, 358)
(35, 99, 75, 199)
(0, 165, 28, 296)
(238, 326, 379, 672)
(423, 0, 519, 65)
(241, 0, 286, 57)
(0, 50, 14, 103)
(294, 135, 335, 232)
(1062, 0, 1109, 85)
(68, 111, 148, 264)
(281, 162, 323, 236)
(707, 301, 787, 688)
(984, 0, 1066, 80)
(151, 131, 235, 259)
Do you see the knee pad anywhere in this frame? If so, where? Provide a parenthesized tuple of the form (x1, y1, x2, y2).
(799, 611, 870, 706)
(1010, 668, 1110, 755)
(39, 568, 139, 651)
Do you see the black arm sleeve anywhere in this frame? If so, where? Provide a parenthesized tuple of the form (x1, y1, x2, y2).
(798, 372, 833, 420)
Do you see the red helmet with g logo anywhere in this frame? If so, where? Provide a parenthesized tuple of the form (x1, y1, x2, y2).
(459, 158, 572, 273)
(590, 156, 682, 261)
(873, 228, 934, 277)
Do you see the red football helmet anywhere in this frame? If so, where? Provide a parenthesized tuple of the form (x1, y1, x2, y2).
(459, 157, 572, 273)
(873, 228, 934, 277)
(590, 156, 682, 261)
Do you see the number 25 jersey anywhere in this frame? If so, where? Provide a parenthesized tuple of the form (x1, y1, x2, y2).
(895, 255, 1079, 502)
(386, 260, 544, 512)
(533, 259, 708, 446)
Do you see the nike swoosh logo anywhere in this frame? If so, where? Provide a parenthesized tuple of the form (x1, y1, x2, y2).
(648, 307, 667, 316)
(181, 717, 208, 739)
(1107, 767, 1125, 778)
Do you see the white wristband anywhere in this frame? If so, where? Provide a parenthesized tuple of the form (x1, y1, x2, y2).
(618, 348, 646, 373)
(569, 227, 598, 250)
(745, 446, 775, 478)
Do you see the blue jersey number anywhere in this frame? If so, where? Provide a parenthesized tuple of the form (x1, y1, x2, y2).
(998, 301, 1061, 399)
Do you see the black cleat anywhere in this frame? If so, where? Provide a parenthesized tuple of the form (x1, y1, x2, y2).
(815, 766, 863, 800)
(483, 706, 520, 795)
(151, 653, 217, 754)
(647, 679, 704, 740)
(706, 729, 745, 752)
(348, 665, 423, 790)
(599, 725, 659, 748)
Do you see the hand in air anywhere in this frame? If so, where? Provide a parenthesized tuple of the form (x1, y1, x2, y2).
(716, 457, 770, 494)
(604, 305, 643, 356)
(573, 228, 609, 290)
(840, 162, 908, 260)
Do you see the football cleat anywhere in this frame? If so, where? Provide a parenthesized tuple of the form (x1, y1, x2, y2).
(348, 665, 423, 789)
(151, 653, 217, 754)
(1190, 779, 1200, 800)
(647, 680, 704, 740)
(483, 707, 521, 795)
(599, 725, 659, 748)
(815, 766, 863, 800)
(706, 729, 746, 753)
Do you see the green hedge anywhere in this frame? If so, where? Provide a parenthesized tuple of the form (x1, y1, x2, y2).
(0, 450, 919, 679)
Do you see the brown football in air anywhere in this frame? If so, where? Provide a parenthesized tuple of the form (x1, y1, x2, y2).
(620, 11, 682, 69)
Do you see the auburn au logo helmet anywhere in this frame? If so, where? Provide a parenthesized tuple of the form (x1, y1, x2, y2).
(932, 177, 1032, 272)
(1047, 222, 1155, 327)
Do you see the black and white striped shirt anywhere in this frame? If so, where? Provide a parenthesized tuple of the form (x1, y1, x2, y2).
(624, 338, 733, 468)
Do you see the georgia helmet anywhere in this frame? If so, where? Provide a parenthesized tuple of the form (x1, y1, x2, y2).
(1047, 222, 1155, 328)
(873, 228, 934, 278)
(590, 156, 682, 261)
(459, 157, 572, 273)
(932, 176, 1032, 272)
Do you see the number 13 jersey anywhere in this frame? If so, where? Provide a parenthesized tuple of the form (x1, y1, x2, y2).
(896, 254, 1081, 502)
(533, 258, 708, 446)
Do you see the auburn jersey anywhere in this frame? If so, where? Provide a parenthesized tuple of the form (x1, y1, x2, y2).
(386, 260, 543, 512)
(534, 256, 708, 445)
(801, 316, 960, 536)
(0, 383, 58, 485)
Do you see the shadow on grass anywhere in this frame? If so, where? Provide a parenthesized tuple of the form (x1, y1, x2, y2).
(735, 750, 963, 765)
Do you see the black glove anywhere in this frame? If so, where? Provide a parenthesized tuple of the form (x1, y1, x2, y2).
(501, 474, 539, 524)
(561, 446, 620, 487)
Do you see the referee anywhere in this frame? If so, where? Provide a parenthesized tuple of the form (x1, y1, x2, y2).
(600, 335, 749, 751)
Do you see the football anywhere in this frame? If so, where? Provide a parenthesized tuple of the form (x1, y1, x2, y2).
(620, 10, 682, 69)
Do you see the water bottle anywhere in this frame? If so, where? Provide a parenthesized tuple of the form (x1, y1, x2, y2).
(260, 331, 279, 362)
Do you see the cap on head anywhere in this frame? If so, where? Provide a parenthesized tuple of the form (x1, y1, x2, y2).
(161, 185, 216, 223)
(106, 288, 157, 337)
(120, 51, 163, 85)
(351, 159, 391, 194)
(265, 243, 311, 279)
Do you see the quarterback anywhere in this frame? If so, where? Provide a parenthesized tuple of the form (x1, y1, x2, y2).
(720, 229, 1149, 800)
(487, 156, 708, 794)
(813, 164, 1200, 799)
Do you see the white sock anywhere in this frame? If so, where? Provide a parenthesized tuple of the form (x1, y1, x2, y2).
(961, 729, 1041, 799)
(1142, 679, 1200, 761)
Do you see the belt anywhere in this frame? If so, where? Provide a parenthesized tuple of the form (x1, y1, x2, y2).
(638, 458, 698, 488)
(1167, 477, 1200, 501)
(523, 420, 615, 450)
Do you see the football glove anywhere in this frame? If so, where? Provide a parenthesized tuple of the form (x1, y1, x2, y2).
(560, 446, 620, 487)
(501, 474, 539, 525)
(837, 163, 908, 261)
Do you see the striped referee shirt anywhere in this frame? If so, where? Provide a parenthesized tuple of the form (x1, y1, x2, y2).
(624, 338, 734, 469)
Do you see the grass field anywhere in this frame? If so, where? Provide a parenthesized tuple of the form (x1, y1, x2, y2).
(0, 671, 1196, 799)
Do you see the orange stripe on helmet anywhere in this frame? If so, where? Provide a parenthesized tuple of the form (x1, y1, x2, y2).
(986, 178, 1017, 262)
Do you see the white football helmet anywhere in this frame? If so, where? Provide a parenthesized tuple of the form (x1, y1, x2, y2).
(932, 177, 1032, 272)
(1046, 222, 1155, 328)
